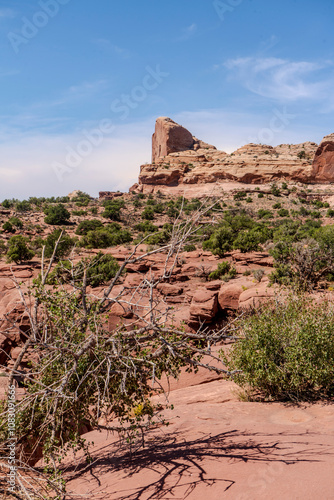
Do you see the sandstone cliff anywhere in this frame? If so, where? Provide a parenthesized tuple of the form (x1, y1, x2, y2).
(311, 133, 334, 183)
(133, 117, 334, 194)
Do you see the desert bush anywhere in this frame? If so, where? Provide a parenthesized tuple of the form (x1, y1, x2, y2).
(47, 253, 120, 288)
(44, 229, 76, 259)
(141, 207, 155, 220)
(72, 191, 91, 207)
(16, 200, 31, 212)
(76, 219, 104, 235)
(9, 216, 23, 229)
(44, 204, 71, 225)
(183, 244, 196, 252)
(0, 239, 6, 255)
(223, 296, 334, 400)
(80, 225, 132, 249)
(257, 209, 273, 219)
(2, 221, 14, 233)
(253, 269, 265, 282)
(6, 235, 35, 263)
(277, 208, 289, 217)
(102, 199, 124, 221)
(269, 237, 334, 290)
(209, 261, 236, 281)
(134, 221, 158, 233)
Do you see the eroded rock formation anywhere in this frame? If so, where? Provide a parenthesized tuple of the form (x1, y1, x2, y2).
(152, 117, 216, 163)
(133, 117, 334, 194)
(311, 134, 334, 182)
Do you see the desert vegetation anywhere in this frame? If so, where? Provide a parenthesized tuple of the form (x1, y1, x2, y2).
(1, 184, 334, 497)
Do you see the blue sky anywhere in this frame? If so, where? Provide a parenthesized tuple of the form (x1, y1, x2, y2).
(0, 0, 334, 199)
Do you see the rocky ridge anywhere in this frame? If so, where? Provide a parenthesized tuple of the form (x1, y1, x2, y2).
(132, 117, 334, 194)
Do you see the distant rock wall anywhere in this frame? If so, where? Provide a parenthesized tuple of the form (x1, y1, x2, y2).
(311, 134, 334, 183)
(132, 118, 334, 194)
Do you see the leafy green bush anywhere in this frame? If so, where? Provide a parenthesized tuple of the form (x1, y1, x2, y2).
(2, 221, 14, 233)
(141, 207, 155, 220)
(9, 217, 23, 229)
(269, 237, 334, 290)
(47, 253, 119, 288)
(209, 261, 236, 281)
(102, 199, 124, 221)
(277, 208, 289, 217)
(16, 200, 31, 212)
(223, 296, 334, 400)
(1, 199, 13, 209)
(257, 209, 273, 219)
(76, 219, 104, 235)
(6, 235, 35, 263)
(134, 221, 158, 233)
(44, 229, 76, 260)
(80, 224, 132, 249)
(44, 204, 71, 225)
(183, 244, 196, 252)
(72, 191, 91, 207)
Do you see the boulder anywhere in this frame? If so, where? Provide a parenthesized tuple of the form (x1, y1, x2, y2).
(218, 279, 255, 311)
(238, 282, 277, 310)
(189, 289, 219, 323)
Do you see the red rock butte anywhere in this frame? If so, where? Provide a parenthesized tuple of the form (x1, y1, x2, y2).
(131, 117, 334, 195)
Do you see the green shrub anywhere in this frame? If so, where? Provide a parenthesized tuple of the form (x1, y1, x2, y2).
(2, 221, 14, 232)
(9, 217, 23, 229)
(223, 296, 334, 400)
(208, 261, 236, 281)
(6, 235, 35, 263)
(80, 225, 132, 249)
(1, 199, 13, 209)
(183, 244, 196, 252)
(0, 239, 7, 255)
(257, 193, 264, 199)
(234, 191, 247, 201)
(47, 253, 119, 288)
(257, 209, 273, 219)
(134, 221, 158, 233)
(102, 200, 124, 221)
(44, 204, 71, 225)
(141, 207, 155, 220)
(76, 220, 104, 236)
(44, 229, 76, 260)
(277, 208, 289, 217)
(16, 200, 31, 212)
(270, 184, 281, 197)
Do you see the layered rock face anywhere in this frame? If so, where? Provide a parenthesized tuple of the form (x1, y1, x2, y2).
(311, 134, 334, 182)
(152, 117, 216, 163)
(133, 117, 334, 194)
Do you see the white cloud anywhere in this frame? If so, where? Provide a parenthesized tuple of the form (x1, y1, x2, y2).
(223, 57, 334, 101)
(1, 106, 331, 201)
(177, 23, 197, 41)
(0, 120, 153, 200)
(93, 39, 131, 58)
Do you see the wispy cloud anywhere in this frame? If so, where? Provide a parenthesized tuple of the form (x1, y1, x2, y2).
(177, 23, 197, 41)
(0, 8, 15, 19)
(93, 39, 131, 58)
(223, 57, 334, 101)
